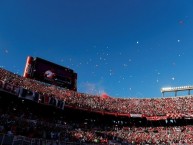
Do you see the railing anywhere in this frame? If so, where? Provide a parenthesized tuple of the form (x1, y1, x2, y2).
(0, 134, 68, 145)
(0, 134, 108, 145)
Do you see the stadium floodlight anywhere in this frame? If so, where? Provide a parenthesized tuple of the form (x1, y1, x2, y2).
(161, 85, 193, 93)
(161, 87, 172, 92)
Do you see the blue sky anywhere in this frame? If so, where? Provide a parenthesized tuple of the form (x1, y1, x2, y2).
(1, 0, 193, 98)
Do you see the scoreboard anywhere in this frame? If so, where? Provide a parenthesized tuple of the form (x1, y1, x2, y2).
(23, 56, 77, 91)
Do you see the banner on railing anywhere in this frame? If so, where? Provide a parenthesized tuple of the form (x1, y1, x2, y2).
(0, 80, 20, 96)
(57, 99, 65, 110)
(130, 114, 142, 118)
(146, 116, 167, 121)
(18, 88, 39, 101)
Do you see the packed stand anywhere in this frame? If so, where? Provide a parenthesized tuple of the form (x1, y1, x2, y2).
(1, 68, 193, 118)
(2, 68, 193, 144)
(0, 97, 109, 144)
(1, 98, 193, 144)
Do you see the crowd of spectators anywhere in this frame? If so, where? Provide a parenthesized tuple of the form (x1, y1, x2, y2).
(0, 112, 108, 144)
(1, 96, 193, 144)
(1, 68, 193, 118)
(2, 68, 193, 144)
(0, 97, 109, 144)
(103, 125, 193, 144)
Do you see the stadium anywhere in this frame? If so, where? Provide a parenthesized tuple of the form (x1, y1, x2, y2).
(1, 57, 193, 145)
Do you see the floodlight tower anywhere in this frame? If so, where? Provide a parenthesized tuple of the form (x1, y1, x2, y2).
(161, 86, 193, 97)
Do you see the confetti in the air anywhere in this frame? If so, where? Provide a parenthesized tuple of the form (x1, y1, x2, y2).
(123, 64, 128, 67)
(179, 20, 184, 24)
(5, 49, 8, 53)
(1, 48, 9, 54)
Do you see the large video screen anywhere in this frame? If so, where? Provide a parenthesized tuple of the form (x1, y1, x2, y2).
(24, 56, 77, 91)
